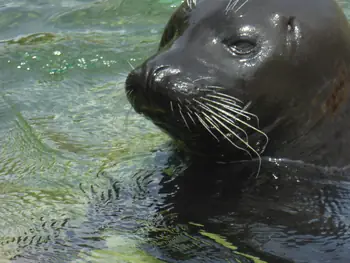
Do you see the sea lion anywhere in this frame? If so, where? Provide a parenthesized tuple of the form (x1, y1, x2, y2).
(125, 0, 350, 169)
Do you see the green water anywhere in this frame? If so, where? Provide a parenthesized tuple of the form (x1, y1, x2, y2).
(0, 0, 177, 262)
(1, 0, 350, 262)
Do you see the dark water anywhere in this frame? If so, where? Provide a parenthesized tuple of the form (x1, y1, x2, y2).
(1, 0, 350, 262)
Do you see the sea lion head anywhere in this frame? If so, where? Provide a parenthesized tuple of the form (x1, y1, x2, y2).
(125, 0, 350, 163)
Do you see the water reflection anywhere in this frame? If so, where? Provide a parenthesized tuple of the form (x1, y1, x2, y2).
(5, 148, 350, 262)
(158, 158, 350, 262)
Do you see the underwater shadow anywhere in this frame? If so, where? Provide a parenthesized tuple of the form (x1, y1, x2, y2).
(154, 153, 350, 263)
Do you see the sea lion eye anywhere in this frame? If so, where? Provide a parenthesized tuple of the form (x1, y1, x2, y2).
(228, 39, 257, 55)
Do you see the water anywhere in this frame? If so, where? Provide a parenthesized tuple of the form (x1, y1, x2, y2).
(1, 0, 350, 262)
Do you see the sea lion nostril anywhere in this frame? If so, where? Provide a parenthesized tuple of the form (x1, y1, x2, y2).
(145, 65, 169, 90)
(153, 65, 170, 77)
(149, 65, 182, 90)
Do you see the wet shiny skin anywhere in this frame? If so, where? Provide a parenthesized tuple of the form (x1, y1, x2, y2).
(126, 0, 350, 168)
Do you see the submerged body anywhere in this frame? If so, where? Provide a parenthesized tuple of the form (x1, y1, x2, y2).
(125, 0, 350, 168)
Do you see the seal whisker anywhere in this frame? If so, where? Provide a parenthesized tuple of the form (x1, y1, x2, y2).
(178, 104, 191, 130)
(235, 0, 249, 13)
(170, 101, 174, 113)
(196, 99, 269, 160)
(242, 101, 252, 111)
(209, 114, 262, 177)
(206, 94, 243, 109)
(211, 110, 249, 142)
(127, 60, 135, 70)
(196, 102, 249, 143)
(206, 85, 226, 90)
(185, 99, 192, 110)
(185, 105, 197, 124)
(124, 105, 136, 131)
(123, 89, 135, 132)
(225, 0, 240, 14)
(241, 101, 261, 127)
(187, 111, 196, 125)
(200, 97, 251, 120)
(211, 91, 244, 104)
(202, 97, 261, 127)
(202, 111, 253, 158)
(186, 0, 196, 9)
(200, 100, 269, 146)
(193, 76, 213, 83)
(194, 112, 220, 142)
(126, 89, 133, 97)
